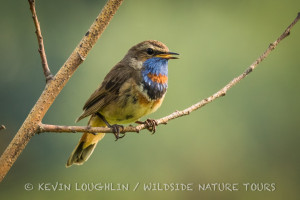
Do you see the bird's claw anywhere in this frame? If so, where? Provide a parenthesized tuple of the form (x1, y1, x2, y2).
(136, 119, 158, 134)
(110, 124, 124, 141)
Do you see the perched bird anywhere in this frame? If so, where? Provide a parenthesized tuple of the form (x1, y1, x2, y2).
(66, 40, 179, 167)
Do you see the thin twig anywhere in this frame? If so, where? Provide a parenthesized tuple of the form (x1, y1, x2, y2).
(39, 12, 300, 135)
(28, 0, 53, 83)
(0, 0, 124, 183)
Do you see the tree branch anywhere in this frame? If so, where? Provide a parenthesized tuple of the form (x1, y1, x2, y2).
(0, 0, 124, 183)
(28, 0, 53, 83)
(38, 12, 300, 135)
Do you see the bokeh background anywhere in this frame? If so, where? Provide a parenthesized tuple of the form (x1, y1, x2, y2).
(1, 0, 300, 199)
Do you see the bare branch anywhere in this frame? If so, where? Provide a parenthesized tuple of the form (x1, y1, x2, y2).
(28, 0, 53, 83)
(39, 12, 300, 135)
(39, 123, 143, 134)
(0, 0, 124, 183)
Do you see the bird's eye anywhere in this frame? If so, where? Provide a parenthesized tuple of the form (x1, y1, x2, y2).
(146, 48, 154, 55)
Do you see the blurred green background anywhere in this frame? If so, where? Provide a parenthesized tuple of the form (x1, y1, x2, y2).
(1, 0, 300, 199)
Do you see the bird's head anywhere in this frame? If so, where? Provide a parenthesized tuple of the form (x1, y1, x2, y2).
(123, 40, 179, 70)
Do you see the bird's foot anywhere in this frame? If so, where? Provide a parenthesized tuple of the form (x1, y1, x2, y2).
(109, 124, 125, 141)
(95, 113, 125, 141)
(136, 119, 158, 134)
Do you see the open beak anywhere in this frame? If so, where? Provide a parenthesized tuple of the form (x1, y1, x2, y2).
(155, 52, 179, 59)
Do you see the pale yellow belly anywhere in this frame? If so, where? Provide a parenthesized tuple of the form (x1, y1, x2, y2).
(100, 90, 164, 125)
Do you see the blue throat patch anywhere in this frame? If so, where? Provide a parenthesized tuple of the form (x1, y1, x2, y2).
(141, 57, 168, 100)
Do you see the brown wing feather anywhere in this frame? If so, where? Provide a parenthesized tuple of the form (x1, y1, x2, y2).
(76, 62, 139, 122)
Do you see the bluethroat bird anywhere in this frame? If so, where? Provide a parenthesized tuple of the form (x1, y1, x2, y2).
(66, 40, 179, 167)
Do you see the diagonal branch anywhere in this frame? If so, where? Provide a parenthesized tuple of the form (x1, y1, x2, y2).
(28, 0, 53, 83)
(38, 12, 300, 135)
(0, 0, 124, 183)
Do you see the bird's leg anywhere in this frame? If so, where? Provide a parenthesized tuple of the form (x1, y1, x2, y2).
(96, 113, 124, 141)
(136, 119, 158, 134)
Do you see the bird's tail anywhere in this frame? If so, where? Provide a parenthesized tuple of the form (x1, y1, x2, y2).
(66, 115, 106, 167)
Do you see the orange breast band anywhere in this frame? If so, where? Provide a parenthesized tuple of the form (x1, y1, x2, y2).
(147, 73, 168, 84)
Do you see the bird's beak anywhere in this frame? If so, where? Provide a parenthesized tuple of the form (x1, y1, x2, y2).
(155, 52, 179, 59)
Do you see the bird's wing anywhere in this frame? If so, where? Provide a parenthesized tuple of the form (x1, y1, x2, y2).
(76, 63, 139, 122)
